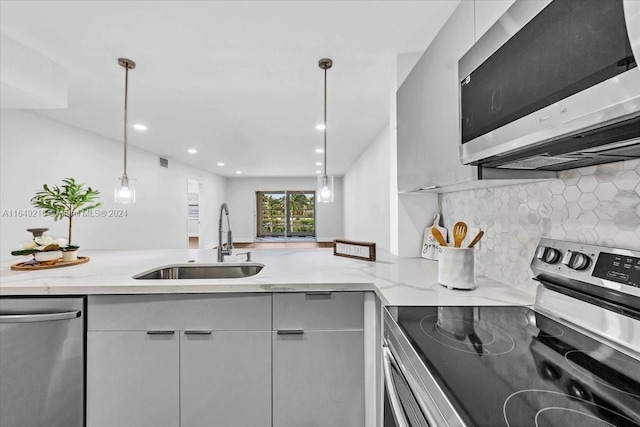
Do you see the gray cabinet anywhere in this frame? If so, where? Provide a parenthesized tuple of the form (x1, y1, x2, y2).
(272, 292, 365, 427)
(397, 0, 553, 194)
(87, 331, 179, 427)
(87, 291, 369, 427)
(273, 291, 364, 331)
(180, 331, 271, 427)
(87, 294, 272, 427)
(397, 1, 476, 193)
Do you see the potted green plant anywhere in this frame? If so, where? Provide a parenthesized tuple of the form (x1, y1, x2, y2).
(30, 178, 101, 260)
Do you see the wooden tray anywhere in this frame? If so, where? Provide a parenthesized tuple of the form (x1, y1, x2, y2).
(11, 256, 90, 271)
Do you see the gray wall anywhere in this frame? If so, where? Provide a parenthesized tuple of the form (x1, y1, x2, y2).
(343, 125, 391, 251)
(0, 110, 226, 258)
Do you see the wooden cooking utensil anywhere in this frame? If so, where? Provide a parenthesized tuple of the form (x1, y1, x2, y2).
(467, 230, 485, 248)
(453, 222, 468, 248)
(431, 227, 447, 247)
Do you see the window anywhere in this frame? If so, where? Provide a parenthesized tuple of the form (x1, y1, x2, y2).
(257, 191, 315, 238)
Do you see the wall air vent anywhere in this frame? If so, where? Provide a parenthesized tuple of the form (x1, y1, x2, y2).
(158, 156, 169, 169)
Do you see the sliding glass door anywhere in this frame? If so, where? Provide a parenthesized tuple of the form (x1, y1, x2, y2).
(257, 191, 315, 238)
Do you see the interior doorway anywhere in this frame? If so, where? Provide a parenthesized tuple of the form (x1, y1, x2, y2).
(187, 179, 203, 249)
(256, 191, 315, 240)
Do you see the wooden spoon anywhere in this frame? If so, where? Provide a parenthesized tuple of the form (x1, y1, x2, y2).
(431, 227, 447, 247)
(453, 222, 468, 248)
(467, 230, 485, 248)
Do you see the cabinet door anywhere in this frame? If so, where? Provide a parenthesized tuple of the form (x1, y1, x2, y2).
(180, 331, 271, 427)
(273, 330, 365, 427)
(397, 0, 476, 192)
(87, 331, 179, 427)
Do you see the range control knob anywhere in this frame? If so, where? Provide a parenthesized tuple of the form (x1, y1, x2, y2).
(536, 246, 562, 264)
(562, 250, 591, 271)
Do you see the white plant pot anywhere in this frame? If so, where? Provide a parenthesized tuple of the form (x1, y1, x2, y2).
(62, 250, 78, 262)
(35, 250, 61, 263)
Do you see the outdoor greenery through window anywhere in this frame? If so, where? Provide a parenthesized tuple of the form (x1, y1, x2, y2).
(257, 191, 315, 238)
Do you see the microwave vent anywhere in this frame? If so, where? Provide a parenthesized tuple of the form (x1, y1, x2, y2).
(498, 156, 578, 170)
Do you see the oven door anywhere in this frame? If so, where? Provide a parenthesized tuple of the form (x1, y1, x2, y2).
(383, 345, 430, 427)
(383, 307, 466, 427)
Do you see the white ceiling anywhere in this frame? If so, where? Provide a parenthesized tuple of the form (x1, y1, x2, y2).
(1, 0, 459, 178)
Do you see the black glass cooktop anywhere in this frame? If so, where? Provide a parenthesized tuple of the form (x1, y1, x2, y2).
(395, 306, 640, 427)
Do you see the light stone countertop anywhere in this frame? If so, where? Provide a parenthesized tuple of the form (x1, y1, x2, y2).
(0, 248, 535, 306)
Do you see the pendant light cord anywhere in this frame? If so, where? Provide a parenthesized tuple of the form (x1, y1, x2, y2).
(323, 65, 327, 179)
(123, 64, 129, 180)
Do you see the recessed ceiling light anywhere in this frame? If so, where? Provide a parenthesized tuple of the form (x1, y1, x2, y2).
(217, 162, 225, 166)
(316, 170, 322, 174)
(133, 124, 147, 131)
(315, 148, 324, 153)
(235, 170, 242, 174)
(315, 162, 322, 166)
(315, 123, 326, 130)
(187, 148, 197, 154)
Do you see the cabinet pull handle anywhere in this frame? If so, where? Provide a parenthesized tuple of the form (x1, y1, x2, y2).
(305, 291, 332, 296)
(277, 330, 304, 335)
(146, 330, 175, 335)
(184, 330, 212, 335)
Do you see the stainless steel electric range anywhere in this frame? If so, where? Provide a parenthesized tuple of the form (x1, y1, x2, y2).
(383, 238, 640, 427)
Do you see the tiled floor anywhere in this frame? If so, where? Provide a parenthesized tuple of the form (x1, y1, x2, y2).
(189, 236, 331, 249)
(234, 241, 333, 248)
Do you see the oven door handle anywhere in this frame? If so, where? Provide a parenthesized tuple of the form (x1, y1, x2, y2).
(383, 346, 411, 427)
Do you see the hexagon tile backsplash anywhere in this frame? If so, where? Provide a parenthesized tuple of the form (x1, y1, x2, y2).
(441, 159, 640, 294)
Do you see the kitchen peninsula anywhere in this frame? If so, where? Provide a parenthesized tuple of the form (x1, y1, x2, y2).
(0, 248, 534, 306)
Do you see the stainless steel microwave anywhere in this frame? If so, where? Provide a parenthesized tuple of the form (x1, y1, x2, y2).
(459, 0, 640, 170)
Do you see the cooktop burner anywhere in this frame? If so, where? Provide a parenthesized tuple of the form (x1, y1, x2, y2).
(503, 389, 636, 427)
(420, 307, 515, 356)
(395, 306, 640, 427)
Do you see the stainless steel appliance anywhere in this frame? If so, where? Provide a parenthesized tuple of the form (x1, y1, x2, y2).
(459, 0, 640, 170)
(383, 239, 640, 426)
(0, 297, 85, 427)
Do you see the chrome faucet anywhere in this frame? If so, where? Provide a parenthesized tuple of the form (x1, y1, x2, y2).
(217, 202, 233, 262)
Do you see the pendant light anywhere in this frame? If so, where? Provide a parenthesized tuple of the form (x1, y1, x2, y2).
(115, 58, 136, 204)
(317, 58, 334, 203)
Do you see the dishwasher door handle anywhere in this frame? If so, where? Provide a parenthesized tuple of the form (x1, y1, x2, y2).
(0, 310, 81, 323)
(383, 346, 411, 427)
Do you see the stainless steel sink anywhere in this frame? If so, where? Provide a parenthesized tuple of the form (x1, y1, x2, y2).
(133, 263, 264, 280)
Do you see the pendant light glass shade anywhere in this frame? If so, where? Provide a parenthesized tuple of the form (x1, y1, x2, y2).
(115, 176, 136, 203)
(316, 175, 334, 203)
(317, 58, 334, 203)
(115, 57, 137, 204)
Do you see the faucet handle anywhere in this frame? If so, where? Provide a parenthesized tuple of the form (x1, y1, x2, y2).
(227, 230, 234, 250)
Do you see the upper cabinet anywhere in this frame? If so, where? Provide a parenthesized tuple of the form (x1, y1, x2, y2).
(397, 0, 553, 193)
(474, 1, 515, 40)
(397, 0, 475, 192)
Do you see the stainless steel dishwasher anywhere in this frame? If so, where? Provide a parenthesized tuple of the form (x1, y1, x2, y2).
(0, 297, 85, 427)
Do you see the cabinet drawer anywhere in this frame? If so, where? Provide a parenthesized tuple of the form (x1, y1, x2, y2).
(88, 293, 271, 331)
(273, 292, 364, 331)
